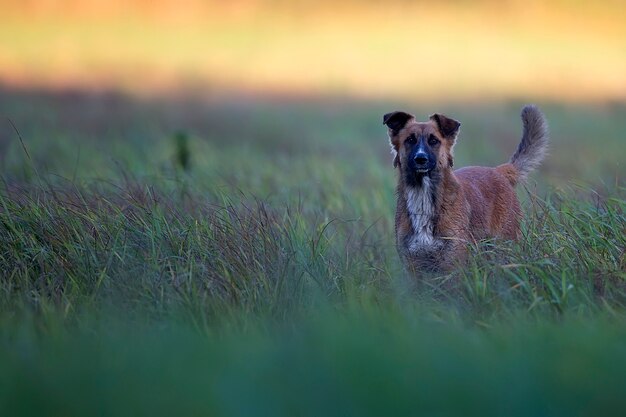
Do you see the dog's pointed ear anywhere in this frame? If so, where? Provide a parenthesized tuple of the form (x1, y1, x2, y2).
(384, 111, 413, 169)
(429, 113, 461, 141)
(383, 111, 414, 136)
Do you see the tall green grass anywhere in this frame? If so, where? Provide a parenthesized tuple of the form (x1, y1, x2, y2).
(0, 88, 625, 415)
(1, 177, 623, 321)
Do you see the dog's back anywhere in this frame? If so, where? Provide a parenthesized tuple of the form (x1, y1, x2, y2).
(455, 166, 522, 241)
(456, 105, 548, 242)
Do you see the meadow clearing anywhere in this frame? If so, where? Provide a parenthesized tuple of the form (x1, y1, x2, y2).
(1, 1, 626, 416)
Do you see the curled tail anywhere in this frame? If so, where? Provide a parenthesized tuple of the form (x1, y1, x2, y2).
(509, 105, 549, 183)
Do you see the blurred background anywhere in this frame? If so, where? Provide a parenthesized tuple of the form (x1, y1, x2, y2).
(2, 0, 626, 100)
(1, 0, 625, 189)
(0, 0, 624, 202)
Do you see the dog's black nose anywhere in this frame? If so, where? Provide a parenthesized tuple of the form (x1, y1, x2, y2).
(414, 153, 428, 165)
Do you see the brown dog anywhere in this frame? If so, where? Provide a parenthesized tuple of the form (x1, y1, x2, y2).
(384, 105, 548, 272)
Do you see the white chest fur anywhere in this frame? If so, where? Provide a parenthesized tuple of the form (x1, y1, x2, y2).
(404, 177, 441, 252)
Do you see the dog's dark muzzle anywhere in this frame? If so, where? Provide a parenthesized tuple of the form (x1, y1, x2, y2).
(411, 152, 435, 173)
(413, 152, 429, 170)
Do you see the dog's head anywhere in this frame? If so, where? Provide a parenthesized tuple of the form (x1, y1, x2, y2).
(383, 111, 460, 186)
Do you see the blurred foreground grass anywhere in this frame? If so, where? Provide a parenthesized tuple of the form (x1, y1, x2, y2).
(0, 86, 625, 416)
(3, 315, 626, 417)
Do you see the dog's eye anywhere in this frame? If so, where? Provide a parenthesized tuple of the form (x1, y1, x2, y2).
(406, 136, 417, 145)
(428, 135, 440, 146)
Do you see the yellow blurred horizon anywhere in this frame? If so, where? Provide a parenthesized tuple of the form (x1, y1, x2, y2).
(2, 0, 625, 101)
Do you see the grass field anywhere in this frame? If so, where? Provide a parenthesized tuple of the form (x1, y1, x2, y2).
(1, 1, 626, 415)
(1, 86, 625, 416)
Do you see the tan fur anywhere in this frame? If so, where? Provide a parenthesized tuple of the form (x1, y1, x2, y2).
(385, 106, 548, 273)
